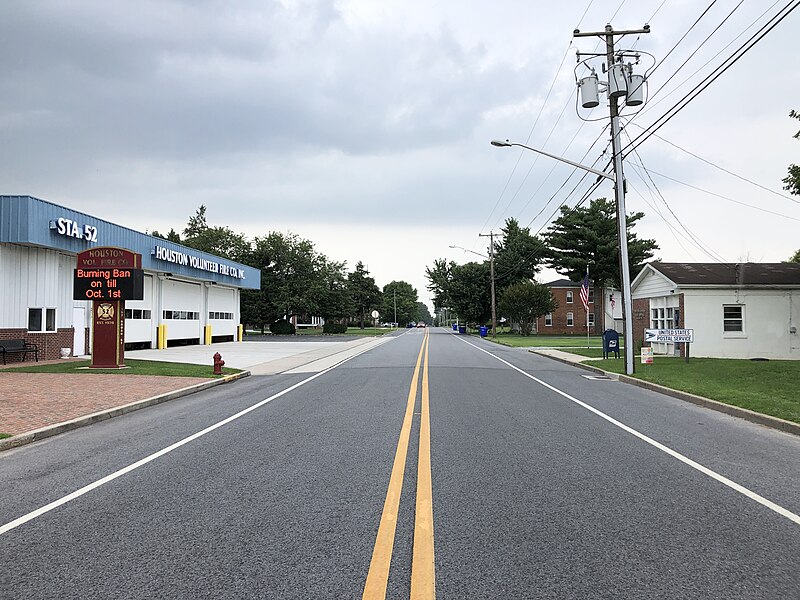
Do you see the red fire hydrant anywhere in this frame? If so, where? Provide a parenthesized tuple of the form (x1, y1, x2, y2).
(213, 352, 225, 375)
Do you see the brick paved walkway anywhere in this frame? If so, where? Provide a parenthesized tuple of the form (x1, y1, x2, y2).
(0, 362, 208, 436)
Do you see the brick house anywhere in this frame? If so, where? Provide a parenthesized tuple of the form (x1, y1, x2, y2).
(535, 279, 606, 335)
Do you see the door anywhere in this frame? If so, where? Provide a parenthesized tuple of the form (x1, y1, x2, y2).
(73, 306, 86, 356)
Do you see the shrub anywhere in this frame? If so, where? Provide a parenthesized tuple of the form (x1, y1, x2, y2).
(323, 322, 348, 334)
(270, 320, 296, 335)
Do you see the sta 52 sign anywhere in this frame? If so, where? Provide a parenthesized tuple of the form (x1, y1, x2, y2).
(50, 217, 98, 242)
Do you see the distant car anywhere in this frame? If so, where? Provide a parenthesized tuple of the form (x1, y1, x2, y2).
(416, 322, 426, 328)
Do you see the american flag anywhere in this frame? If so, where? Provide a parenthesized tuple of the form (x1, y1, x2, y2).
(580, 269, 590, 311)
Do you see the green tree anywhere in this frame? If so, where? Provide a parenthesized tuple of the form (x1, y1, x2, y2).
(498, 281, 558, 336)
(243, 232, 328, 331)
(414, 302, 433, 325)
(788, 249, 800, 263)
(493, 218, 546, 291)
(317, 258, 354, 322)
(542, 197, 658, 288)
(783, 110, 800, 196)
(448, 261, 491, 326)
(425, 258, 456, 311)
(348, 262, 382, 328)
(181, 205, 251, 263)
(151, 228, 182, 243)
(381, 281, 418, 326)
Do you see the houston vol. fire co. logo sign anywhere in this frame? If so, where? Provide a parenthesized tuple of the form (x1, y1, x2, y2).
(74, 247, 144, 368)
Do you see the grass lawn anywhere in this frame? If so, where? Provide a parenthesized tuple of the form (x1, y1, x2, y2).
(246, 327, 392, 337)
(484, 333, 605, 348)
(564, 347, 625, 358)
(1, 359, 241, 378)
(295, 327, 392, 337)
(567, 354, 800, 425)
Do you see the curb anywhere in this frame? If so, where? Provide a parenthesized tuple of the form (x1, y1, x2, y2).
(530, 350, 800, 437)
(0, 371, 250, 452)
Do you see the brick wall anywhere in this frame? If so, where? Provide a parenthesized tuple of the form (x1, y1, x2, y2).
(0, 328, 75, 362)
(632, 298, 649, 350)
(535, 286, 602, 335)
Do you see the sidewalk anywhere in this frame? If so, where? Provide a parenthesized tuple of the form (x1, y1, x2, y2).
(529, 348, 800, 437)
(0, 336, 388, 450)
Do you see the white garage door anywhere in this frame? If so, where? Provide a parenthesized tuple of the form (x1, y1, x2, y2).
(162, 279, 202, 342)
(208, 286, 237, 338)
(124, 274, 154, 344)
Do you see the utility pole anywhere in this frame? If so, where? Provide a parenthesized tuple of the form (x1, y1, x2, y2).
(478, 231, 497, 340)
(574, 23, 650, 376)
(393, 288, 397, 328)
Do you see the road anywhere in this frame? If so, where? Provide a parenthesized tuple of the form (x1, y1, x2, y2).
(2, 327, 799, 598)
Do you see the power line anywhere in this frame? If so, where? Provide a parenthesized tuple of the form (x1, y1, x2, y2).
(642, 0, 745, 106)
(625, 121, 800, 205)
(624, 139, 728, 262)
(490, 87, 582, 230)
(479, 40, 574, 236)
(641, 168, 800, 223)
(483, 0, 623, 237)
(632, 0, 781, 119)
(521, 127, 610, 229)
(644, 1, 721, 84)
(627, 178, 700, 261)
(622, 1, 800, 156)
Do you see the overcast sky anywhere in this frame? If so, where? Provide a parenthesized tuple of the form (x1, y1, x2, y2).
(2, 1, 799, 310)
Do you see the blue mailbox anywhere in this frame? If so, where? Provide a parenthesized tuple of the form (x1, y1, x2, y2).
(602, 329, 620, 359)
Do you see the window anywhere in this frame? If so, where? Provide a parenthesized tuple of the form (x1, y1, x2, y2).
(163, 310, 199, 320)
(544, 313, 552, 327)
(723, 305, 744, 332)
(209, 312, 234, 320)
(28, 308, 56, 332)
(588, 313, 595, 327)
(125, 309, 152, 320)
(588, 288, 594, 303)
(650, 307, 674, 329)
(566, 312, 574, 327)
(566, 291, 573, 303)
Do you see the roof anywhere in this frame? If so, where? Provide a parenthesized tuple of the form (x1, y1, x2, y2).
(545, 278, 578, 287)
(0, 195, 261, 289)
(649, 262, 800, 286)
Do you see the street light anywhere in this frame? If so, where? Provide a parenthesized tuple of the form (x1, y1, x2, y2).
(491, 138, 635, 375)
(490, 140, 614, 181)
(449, 245, 487, 259)
(450, 244, 497, 340)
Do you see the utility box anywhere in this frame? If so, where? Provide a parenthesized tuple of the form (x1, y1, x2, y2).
(602, 329, 620, 359)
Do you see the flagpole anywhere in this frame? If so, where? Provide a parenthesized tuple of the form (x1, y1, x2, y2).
(586, 305, 590, 349)
(584, 267, 590, 349)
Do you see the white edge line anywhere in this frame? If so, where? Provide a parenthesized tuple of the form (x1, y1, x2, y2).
(0, 337, 392, 536)
(455, 335, 800, 526)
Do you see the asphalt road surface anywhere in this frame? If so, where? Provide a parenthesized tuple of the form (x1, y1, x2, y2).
(2, 328, 799, 599)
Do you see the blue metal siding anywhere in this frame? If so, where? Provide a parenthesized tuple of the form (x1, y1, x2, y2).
(0, 196, 260, 289)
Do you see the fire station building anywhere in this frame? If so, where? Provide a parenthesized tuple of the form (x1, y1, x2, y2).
(0, 195, 260, 361)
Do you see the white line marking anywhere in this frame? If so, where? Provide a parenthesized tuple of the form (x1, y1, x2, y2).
(0, 338, 392, 536)
(456, 336, 800, 526)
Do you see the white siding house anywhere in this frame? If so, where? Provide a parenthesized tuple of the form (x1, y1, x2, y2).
(631, 263, 800, 360)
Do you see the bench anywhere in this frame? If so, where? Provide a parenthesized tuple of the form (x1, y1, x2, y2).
(0, 339, 39, 364)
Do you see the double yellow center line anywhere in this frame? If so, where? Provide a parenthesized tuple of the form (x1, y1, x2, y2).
(363, 329, 435, 599)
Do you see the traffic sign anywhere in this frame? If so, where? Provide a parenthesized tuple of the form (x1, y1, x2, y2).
(644, 328, 694, 343)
